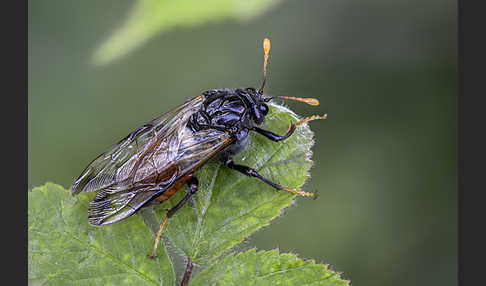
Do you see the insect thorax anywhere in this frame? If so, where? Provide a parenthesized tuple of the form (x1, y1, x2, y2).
(187, 88, 263, 157)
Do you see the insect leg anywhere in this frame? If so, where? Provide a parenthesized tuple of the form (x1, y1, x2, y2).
(252, 114, 327, 142)
(251, 125, 296, 142)
(148, 177, 199, 259)
(225, 159, 317, 198)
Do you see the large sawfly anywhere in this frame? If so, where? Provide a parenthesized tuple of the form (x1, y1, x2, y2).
(71, 39, 326, 284)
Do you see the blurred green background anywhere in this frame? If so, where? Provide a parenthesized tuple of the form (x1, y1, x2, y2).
(28, 0, 457, 285)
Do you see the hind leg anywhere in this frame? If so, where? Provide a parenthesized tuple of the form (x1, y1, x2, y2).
(224, 159, 317, 198)
(148, 176, 199, 259)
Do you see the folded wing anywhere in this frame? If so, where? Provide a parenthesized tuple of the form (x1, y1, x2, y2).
(71, 96, 233, 225)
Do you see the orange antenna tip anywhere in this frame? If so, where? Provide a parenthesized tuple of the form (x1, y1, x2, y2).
(263, 38, 271, 54)
(303, 98, 320, 106)
(274, 96, 320, 106)
(259, 38, 271, 93)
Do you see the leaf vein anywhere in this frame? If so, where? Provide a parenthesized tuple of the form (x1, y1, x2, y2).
(67, 232, 159, 284)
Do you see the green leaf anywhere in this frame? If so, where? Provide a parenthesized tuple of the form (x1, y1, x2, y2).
(190, 248, 350, 286)
(150, 103, 316, 267)
(28, 102, 337, 285)
(28, 183, 175, 286)
(93, 0, 282, 65)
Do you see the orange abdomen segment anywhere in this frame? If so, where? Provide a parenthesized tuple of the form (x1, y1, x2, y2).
(154, 174, 193, 203)
(152, 137, 231, 204)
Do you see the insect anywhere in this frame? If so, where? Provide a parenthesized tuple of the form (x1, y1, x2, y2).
(71, 39, 326, 262)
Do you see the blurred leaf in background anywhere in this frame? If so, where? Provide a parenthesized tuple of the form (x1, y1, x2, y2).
(94, 0, 282, 65)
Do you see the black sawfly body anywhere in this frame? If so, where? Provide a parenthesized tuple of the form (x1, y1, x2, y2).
(71, 38, 327, 285)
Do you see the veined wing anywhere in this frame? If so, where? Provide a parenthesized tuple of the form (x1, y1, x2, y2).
(71, 96, 205, 195)
(87, 128, 232, 225)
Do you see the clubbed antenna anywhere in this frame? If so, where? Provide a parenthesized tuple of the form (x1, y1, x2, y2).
(258, 39, 322, 108)
(272, 96, 320, 106)
(259, 38, 271, 93)
(263, 95, 321, 106)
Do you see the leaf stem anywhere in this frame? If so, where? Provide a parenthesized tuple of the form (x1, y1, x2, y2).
(181, 257, 194, 286)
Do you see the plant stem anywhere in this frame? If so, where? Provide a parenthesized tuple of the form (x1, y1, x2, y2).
(181, 257, 194, 286)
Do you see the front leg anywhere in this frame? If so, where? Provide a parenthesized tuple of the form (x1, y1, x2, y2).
(251, 114, 327, 142)
(251, 125, 296, 142)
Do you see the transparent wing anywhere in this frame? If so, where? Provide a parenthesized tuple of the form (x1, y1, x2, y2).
(87, 184, 161, 226)
(87, 128, 232, 225)
(71, 96, 205, 195)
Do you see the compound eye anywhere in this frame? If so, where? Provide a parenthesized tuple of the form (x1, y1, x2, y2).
(259, 104, 269, 116)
